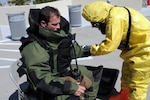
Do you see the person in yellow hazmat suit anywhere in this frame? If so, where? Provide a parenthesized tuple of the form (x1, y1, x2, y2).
(82, 1, 150, 100)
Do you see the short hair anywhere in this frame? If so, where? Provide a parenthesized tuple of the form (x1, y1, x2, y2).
(38, 6, 60, 24)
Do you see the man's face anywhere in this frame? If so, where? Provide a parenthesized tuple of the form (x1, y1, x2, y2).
(41, 15, 60, 31)
(47, 15, 60, 31)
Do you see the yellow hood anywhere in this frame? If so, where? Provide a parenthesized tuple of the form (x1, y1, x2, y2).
(82, 1, 113, 22)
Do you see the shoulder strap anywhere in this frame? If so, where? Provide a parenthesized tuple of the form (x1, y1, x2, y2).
(124, 7, 131, 48)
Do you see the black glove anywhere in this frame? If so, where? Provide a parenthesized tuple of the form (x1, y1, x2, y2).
(82, 45, 91, 57)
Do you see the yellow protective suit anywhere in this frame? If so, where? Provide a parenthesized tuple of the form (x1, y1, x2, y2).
(82, 1, 150, 100)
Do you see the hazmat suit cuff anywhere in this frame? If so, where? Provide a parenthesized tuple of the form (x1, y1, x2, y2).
(90, 44, 101, 56)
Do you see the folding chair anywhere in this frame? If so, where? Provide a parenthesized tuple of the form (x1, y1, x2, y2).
(97, 68, 119, 100)
(9, 59, 26, 100)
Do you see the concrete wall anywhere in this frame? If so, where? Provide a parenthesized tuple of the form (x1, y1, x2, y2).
(0, 0, 72, 25)
(0, 0, 144, 25)
(72, 0, 143, 10)
(111, 0, 142, 10)
(72, 0, 106, 9)
(71, 0, 107, 16)
(0, 28, 2, 40)
(0, 5, 36, 25)
(36, 0, 72, 17)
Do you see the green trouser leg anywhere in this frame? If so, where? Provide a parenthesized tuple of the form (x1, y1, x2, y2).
(56, 95, 70, 100)
(55, 65, 101, 100)
(77, 65, 101, 100)
(84, 80, 100, 100)
(55, 80, 100, 100)
(56, 94, 80, 100)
